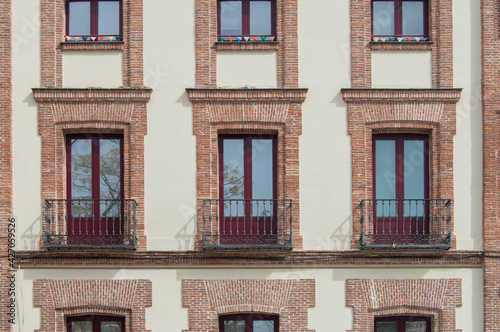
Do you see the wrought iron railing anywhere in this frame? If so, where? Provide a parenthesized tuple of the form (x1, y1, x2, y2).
(44, 199, 137, 249)
(360, 199, 452, 249)
(202, 199, 293, 249)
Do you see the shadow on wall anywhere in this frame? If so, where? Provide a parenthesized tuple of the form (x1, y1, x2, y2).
(20, 216, 42, 250)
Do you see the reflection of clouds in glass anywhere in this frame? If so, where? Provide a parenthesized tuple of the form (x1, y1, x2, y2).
(373, 2, 394, 36)
(254, 320, 274, 332)
(224, 320, 245, 332)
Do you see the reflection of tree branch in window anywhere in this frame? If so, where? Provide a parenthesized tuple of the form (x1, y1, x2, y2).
(223, 163, 244, 199)
(99, 143, 121, 216)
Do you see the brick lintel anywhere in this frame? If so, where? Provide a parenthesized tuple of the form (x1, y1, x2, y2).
(186, 88, 308, 103)
(341, 88, 462, 103)
(32, 87, 153, 103)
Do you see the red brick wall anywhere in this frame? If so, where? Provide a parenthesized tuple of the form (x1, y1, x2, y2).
(40, 0, 144, 88)
(187, 88, 307, 249)
(342, 89, 461, 249)
(0, 0, 13, 330)
(346, 279, 462, 332)
(481, 0, 500, 330)
(182, 279, 315, 331)
(33, 88, 151, 250)
(350, 0, 454, 88)
(34, 279, 152, 332)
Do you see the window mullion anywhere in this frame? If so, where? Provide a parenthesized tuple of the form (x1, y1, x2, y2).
(90, 0, 98, 36)
(242, 0, 250, 35)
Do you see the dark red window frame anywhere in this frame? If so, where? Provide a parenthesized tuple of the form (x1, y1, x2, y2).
(371, 0, 429, 38)
(219, 313, 279, 332)
(67, 315, 125, 332)
(375, 315, 431, 332)
(66, 0, 123, 38)
(217, 0, 277, 37)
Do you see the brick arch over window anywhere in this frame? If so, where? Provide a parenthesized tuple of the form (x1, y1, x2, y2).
(182, 279, 315, 332)
(187, 88, 307, 250)
(33, 88, 151, 250)
(341, 88, 461, 249)
(346, 279, 462, 332)
(33, 279, 152, 332)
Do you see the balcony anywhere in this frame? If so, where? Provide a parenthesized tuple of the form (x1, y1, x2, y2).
(202, 199, 293, 249)
(44, 199, 137, 249)
(360, 199, 452, 249)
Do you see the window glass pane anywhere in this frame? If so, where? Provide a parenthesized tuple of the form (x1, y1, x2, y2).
(250, 1, 272, 35)
(220, 1, 242, 35)
(254, 320, 275, 332)
(376, 321, 398, 332)
(71, 139, 93, 217)
(406, 321, 427, 332)
(402, 1, 424, 35)
(101, 321, 122, 332)
(100, 139, 121, 217)
(252, 139, 273, 216)
(224, 320, 245, 332)
(68, 1, 91, 35)
(404, 140, 425, 216)
(71, 321, 92, 332)
(98, 1, 120, 35)
(375, 140, 396, 216)
(223, 139, 245, 216)
(373, 1, 394, 36)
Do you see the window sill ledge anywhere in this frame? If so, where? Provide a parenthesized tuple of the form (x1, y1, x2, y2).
(215, 41, 279, 51)
(61, 41, 124, 51)
(370, 41, 433, 51)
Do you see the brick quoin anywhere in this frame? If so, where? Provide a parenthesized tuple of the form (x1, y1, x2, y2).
(34, 279, 152, 332)
(0, 0, 13, 331)
(481, 0, 500, 330)
(182, 279, 315, 332)
(346, 279, 462, 332)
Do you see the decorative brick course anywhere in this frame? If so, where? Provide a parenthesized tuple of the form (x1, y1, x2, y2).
(33, 88, 152, 250)
(34, 279, 152, 332)
(187, 88, 307, 250)
(182, 279, 315, 332)
(346, 279, 462, 332)
(342, 89, 461, 249)
(195, 0, 299, 88)
(40, 0, 144, 88)
(350, 0, 453, 88)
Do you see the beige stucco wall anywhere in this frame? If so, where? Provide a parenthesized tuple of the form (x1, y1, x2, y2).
(371, 51, 432, 88)
(62, 51, 123, 88)
(217, 51, 278, 88)
(452, 0, 483, 250)
(16, 267, 482, 331)
(12, 0, 42, 250)
(143, 0, 197, 250)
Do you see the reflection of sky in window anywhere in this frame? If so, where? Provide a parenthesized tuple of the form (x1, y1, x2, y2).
(376, 322, 397, 332)
(221, 1, 242, 35)
(254, 320, 274, 332)
(250, 1, 271, 35)
(375, 140, 396, 200)
(101, 321, 122, 332)
(403, 2, 424, 35)
(224, 320, 245, 332)
(71, 139, 92, 199)
(98, 1, 120, 35)
(373, 1, 394, 35)
(69, 1, 91, 35)
(252, 139, 273, 200)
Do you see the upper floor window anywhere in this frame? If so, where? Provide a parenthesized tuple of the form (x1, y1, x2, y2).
(375, 316, 431, 332)
(66, 0, 122, 40)
(372, 0, 428, 40)
(67, 315, 125, 332)
(219, 313, 278, 332)
(218, 0, 276, 39)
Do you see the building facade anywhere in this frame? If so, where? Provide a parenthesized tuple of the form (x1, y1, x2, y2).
(0, 0, 495, 330)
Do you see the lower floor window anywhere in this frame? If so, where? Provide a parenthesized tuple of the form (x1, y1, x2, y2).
(220, 313, 278, 332)
(67, 315, 125, 332)
(375, 316, 430, 332)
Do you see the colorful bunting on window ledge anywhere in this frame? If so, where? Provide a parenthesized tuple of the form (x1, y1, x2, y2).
(64, 36, 122, 42)
(372, 36, 428, 42)
(218, 36, 276, 42)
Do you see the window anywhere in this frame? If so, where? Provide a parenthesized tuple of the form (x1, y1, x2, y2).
(67, 315, 125, 332)
(375, 316, 431, 332)
(218, 0, 276, 39)
(66, 0, 122, 40)
(218, 135, 277, 243)
(372, 0, 428, 40)
(66, 133, 124, 245)
(372, 134, 429, 241)
(219, 313, 278, 332)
